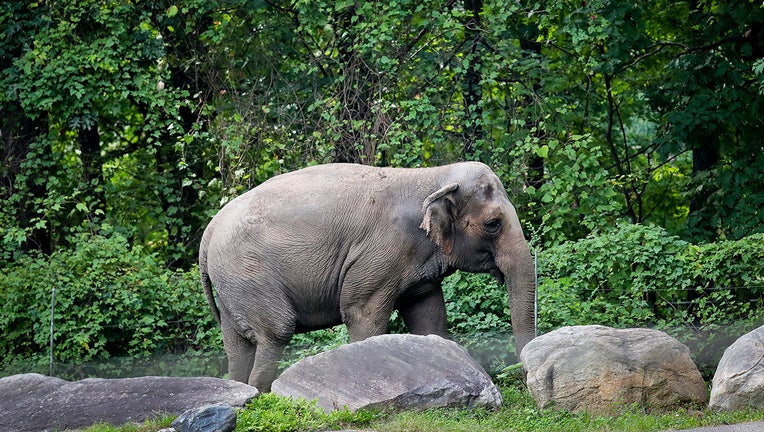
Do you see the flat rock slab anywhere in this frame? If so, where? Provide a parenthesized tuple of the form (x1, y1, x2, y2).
(0, 373, 259, 432)
(521, 325, 708, 415)
(710, 325, 764, 410)
(272, 334, 502, 412)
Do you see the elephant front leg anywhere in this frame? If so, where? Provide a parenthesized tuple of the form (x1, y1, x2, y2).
(396, 282, 449, 338)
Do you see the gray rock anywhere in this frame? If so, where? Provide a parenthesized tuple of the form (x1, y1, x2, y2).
(710, 325, 764, 410)
(0, 373, 259, 432)
(663, 421, 764, 432)
(172, 403, 237, 432)
(272, 334, 502, 412)
(521, 325, 708, 415)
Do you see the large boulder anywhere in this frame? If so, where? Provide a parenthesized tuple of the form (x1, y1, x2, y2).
(520, 325, 708, 415)
(272, 334, 502, 412)
(710, 325, 764, 410)
(0, 373, 259, 432)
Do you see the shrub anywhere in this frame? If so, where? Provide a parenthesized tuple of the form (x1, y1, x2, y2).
(537, 223, 691, 331)
(0, 233, 219, 365)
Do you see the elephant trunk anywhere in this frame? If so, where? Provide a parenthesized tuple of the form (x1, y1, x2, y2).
(498, 230, 536, 357)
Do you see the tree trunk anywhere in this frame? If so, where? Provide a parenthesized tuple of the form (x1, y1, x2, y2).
(684, 0, 722, 240)
(333, 6, 376, 165)
(150, 8, 213, 268)
(462, 0, 484, 157)
(688, 134, 720, 234)
(1, 109, 53, 254)
(78, 122, 106, 215)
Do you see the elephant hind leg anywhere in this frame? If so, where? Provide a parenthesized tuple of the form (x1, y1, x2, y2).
(223, 323, 290, 392)
(249, 341, 287, 392)
(221, 320, 257, 384)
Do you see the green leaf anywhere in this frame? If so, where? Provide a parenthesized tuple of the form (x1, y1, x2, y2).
(335, 0, 354, 12)
(535, 145, 549, 158)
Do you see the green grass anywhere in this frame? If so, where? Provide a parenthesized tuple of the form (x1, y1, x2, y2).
(375, 405, 764, 432)
(372, 383, 763, 432)
(235, 393, 380, 431)
(78, 371, 764, 432)
(76, 415, 175, 432)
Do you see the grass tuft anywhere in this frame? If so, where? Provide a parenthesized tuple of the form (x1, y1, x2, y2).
(235, 392, 380, 431)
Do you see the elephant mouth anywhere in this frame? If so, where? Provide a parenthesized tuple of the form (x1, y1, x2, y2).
(489, 267, 505, 286)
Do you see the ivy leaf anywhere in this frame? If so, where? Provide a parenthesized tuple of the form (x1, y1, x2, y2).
(335, 0, 354, 12)
(535, 145, 549, 158)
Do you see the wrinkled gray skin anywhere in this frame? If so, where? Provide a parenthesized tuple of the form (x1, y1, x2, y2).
(200, 162, 536, 392)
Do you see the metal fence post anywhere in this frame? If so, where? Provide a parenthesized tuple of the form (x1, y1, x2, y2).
(49, 286, 56, 377)
(534, 248, 538, 337)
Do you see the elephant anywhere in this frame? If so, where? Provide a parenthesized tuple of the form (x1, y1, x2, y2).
(199, 162, 536, 392)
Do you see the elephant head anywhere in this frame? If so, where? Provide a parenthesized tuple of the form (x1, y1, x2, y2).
(420, 167, 536, 355)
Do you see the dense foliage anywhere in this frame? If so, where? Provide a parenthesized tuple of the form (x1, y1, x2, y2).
(1, 233, 219, 366)
(539, 226, 764, 333)
(1, 0, 763, 374)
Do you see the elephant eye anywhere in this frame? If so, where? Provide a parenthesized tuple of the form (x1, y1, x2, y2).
(483, 219, 502, 234)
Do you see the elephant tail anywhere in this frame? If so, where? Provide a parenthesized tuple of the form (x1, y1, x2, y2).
(201, 269, 221, 325)
(199, 230, 221, 325)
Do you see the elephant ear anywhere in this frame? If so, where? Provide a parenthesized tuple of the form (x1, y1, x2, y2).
(420, 183, 459, 255)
